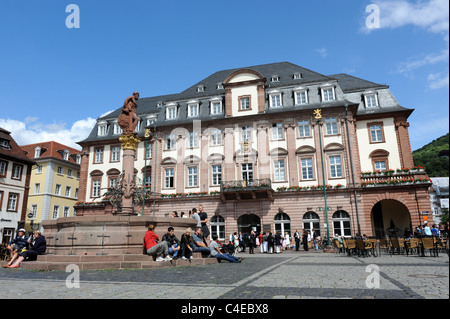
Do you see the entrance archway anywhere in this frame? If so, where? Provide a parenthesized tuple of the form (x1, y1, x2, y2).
(237, 214, 261, 235)
(371, 199, 411, 238)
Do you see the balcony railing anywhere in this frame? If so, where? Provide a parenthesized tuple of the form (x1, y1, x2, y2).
(220, 178, 272, 192)
(360, 169, 431, 187)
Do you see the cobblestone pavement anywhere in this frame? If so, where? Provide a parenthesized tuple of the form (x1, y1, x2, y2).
(0, 250, 448, 299)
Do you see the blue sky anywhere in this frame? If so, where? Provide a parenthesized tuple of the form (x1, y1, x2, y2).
(0, 0, 448, 151)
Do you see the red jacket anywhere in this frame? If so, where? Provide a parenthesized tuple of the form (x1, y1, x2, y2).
(143, 231, 159, 250)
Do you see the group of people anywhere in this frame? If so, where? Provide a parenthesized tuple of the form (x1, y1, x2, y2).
(408, 222, 448, 239)
(2, 229, 47, 268)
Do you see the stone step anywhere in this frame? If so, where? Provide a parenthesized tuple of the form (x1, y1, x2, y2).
(1, 254, 217, 271)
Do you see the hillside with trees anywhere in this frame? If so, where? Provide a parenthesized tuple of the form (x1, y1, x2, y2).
(412, 133, 449, 177)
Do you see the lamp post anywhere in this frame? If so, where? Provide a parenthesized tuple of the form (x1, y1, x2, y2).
(314, 109, 331, 246)
(142, 128, 151, 216)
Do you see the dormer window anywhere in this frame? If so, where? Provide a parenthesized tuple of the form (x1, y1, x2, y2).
(63, 150, 70, 161)
(271, 76, 280, 82)
(268, 91, 282, 108)
(135, 118, 142, 131)
(321, 85, 335, 102)
(97, 122, 108, 136)
(166, 104, 178, 120)
(197, 85, 205, 93)
(293, 73, 302, 80)
(146, 114, 157, 126)
(294, 87, 309, 105)
(157, 101, 163, 108)
(363, 91, 379, 108)
(76, 154, 81, 164)
(210, 98, 223, 115)
(216, 83, 224, 90)
(113, 122, 122, 135)
(188, 103, 199, 117)
(0, 139, 10, 150)
(34, 146, 42, 158)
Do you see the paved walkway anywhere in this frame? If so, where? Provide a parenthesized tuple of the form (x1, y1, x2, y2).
(0, 250, 448, 299)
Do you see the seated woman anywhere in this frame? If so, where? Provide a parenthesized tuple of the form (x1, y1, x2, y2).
(143, 224, 171, 262)
(209, 234, 241, 263)
(7, 230, 46, 268)
(180, 228, 194, 260)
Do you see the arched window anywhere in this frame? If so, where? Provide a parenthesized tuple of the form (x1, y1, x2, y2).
(303, 211, 320, 236)
(274, 212, 291, 235)
(332, 210, 351, 237)
(210, 215, 225, 240)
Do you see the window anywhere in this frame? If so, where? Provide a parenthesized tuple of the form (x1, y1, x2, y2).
(188, 103, 199, 117)
(166, 106, 177, 120)
(97, 124, 107, 136)
(271, 76, 280, 82)
(240, 96, 251, 110)
(52, 205, 60, 219)
(63, 150, 70, 161)
(135, 118, 141, 132)
(295, 90, 308, 105)
(272, 123, 283, 140)
(57, 166, 63, 175)
(63, 206, 70, 217)
(329, 155, 342, 178)
(241, 163, 253, 183)
(301, 158, 314, 180)
(76, 154, 81, 164)
(303, 212, 320, 236)
(113, 122, 122, 135)
(374, 161, 386, 171)
(11, 164, 23, 180)
(36, 165, 42, 174)
(321, 87, 335, 102)
(145, 143, 152, 159)
(189, 132, 199, 148)
(211, 129, 222, 146)
(65, 186, 72, 197)
(34, 183, 40, 194)
(325, 117, 338, 135)
(55, 184, 61, 195)
(212, 165, 222, 186)
(293, 73, 302, 80)
(30, 205, 37, 219)
(333, 210, 351, 237)
(274, 160, 286, 182)
(92, 179, 101, 197)
(369, 123, 384, 143)
(34, 147, 41, 158)
(94, 148, 103, 163)
(210, 215, 225, 240)
(166, 134, 175, 150)
(298, 120, 311, 137)
(197, 85, 205, 92)
(67, 169, 73, 178)
(188, 167, 198, 187)
(241, 126, 252, 142)
(211, 101, 222, 115)
(75, 188, 79, 198)
(274, 213, 291, 236)
(7, 193, 19, 211)
(0, 160, 7, 177)
(111, 146, 120, 162)
(365, 94, 378, 108)
(0, 139, 10, 149)
(165, 168, 174, 188)
(269, 93, 282, 108)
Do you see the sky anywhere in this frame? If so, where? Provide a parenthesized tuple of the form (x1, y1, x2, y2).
(0, 0, 448, 151)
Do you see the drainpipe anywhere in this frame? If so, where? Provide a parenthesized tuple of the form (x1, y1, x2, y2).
(344, 104, 361, 235)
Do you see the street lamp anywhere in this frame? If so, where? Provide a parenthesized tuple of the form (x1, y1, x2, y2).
(142, 128, 151, 216)
(314, 109, 331, 246)
(143, 114, 158, 217)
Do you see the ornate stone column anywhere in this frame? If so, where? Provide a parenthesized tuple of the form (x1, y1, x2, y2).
(119, 134, 141, 215)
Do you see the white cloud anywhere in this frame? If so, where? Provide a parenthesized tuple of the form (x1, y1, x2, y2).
(314, 47, 328, 58)
(373, 0, 449, 34)
(0, 117, 96, 150)
(427, 71, 449, 89)
(396, 49, 449, 74)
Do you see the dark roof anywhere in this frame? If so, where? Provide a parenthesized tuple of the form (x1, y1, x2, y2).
(0, 127, 35, 165)
(327, 73, 388, 92)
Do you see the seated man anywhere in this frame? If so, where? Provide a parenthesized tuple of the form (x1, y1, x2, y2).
(7, 230, 46, 268)
(4, 228, 28, 268)
(192, 227, 210, 257)
(143, 224, 172, 262)
(209, 235, 241, 263)
(162, 227, 181, 260)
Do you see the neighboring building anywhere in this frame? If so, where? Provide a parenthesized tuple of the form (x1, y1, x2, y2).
(77, 61, 432, 239)
(20, 141, 81, 232)
(0, 128, 35, 244)
(429, 177, 449, 224)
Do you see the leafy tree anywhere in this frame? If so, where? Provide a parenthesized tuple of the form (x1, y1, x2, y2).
(413, 133, 449, 177)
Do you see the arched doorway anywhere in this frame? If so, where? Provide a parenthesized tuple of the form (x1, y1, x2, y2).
(303, 211, 321, 236)
(332, 210, 351, 237)
(274, 212, 291, 235)
(371, 199, 411, 238)
(237, 214, 261, 235)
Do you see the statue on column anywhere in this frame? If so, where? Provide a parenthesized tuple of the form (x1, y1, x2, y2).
(118, 91, 140, 135)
